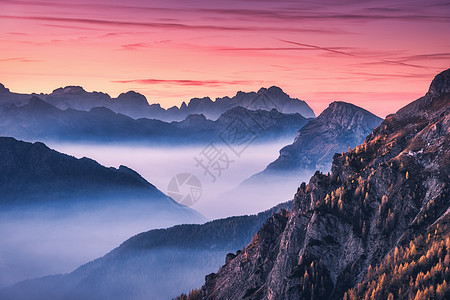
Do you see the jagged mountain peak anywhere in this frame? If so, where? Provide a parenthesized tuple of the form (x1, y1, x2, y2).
(220, 105, 257, 115)
(187, 97, 214, 108)
(88, 106, 118, 115)
(322, 101, 376, 117)
(116, 91, 149, 106)
(178, 113, 209, 127)
(0, 83, 10, 93)
(315, 101, 382, 129)
(117, 90, 144, 97)
(427, 68, 450, 98)
(1, 84, 316, 121)
(381, 68, 450, 125)
(257, 85, 284, 95)
(263, 101, 382, 173)
(183, 113, 207, 121)
(21, 96, 58, 112)
(52, 86, 87, 95)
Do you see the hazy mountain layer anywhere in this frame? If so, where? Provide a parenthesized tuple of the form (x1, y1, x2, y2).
(0, 137, 163, 204)
(0, 202, 291, 300)
(0, 137, 206, 288)
(0, 84, 315, 121)
(0, 100, 310, 145)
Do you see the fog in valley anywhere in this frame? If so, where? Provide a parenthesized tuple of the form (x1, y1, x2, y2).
(0, 198, 204, 288)
(50, 140, 307, 219)
(0, 140, 313, 289)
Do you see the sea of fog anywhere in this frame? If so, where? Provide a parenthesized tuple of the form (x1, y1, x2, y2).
(49, 140, 301, 219)
(0, 139, 312, 289)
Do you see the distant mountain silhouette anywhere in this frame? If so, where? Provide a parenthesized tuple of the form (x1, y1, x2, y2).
(170, 86, 315, 120)
(0, 100, 311, 144)
(0, 136, 169, 204)
(0, 84, 315, 121)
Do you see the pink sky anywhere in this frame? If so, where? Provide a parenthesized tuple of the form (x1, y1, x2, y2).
(0, 0, 449, 117)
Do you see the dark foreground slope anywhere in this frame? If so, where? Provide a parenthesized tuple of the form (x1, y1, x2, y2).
(0, 202, 291, 300)
(191, 70, 450, 299)
(0, 136, 164, 204)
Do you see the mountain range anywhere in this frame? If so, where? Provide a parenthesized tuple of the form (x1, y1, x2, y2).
(187, 69, 450, 299)
(0, 96, 311, 145)
(1, 69, 448, 300)
(0, 84, 315, 121)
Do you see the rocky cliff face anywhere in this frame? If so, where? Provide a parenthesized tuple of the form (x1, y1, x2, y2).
(194, 69, 450, 299)
(264, 101, 382, 174)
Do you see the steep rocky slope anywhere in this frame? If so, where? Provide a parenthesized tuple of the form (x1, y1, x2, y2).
(264, 101, 382, 174)
(193, 69, 450, 299)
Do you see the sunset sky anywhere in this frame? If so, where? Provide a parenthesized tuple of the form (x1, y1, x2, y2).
(1, 0, 449, 117)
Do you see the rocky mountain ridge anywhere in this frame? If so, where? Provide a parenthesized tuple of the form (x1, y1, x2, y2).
(0, 137, 159, 204)
(191, 69, 450, 299)
(0, 84, 315, 121)
(263, 101, 383, 174)
(0, 99, 310, 144)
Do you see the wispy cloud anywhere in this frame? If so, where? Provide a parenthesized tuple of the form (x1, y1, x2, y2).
(0, 15, 242, 31)
(278, 39, 439, 69)
(396, 53, 450, 62)
(4, 0, 450, 23)
(6, 32, 29, 36)
(216, 46, 316, 51)
(119, 43, 149, 51)
(41, 23, 103, 31)
(348, 71, 435, 80)
(112, 78, 258, 87)
(0, 57, 40, 63)
(0, 14, 342, 33)
(280, 39, 357, 57)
